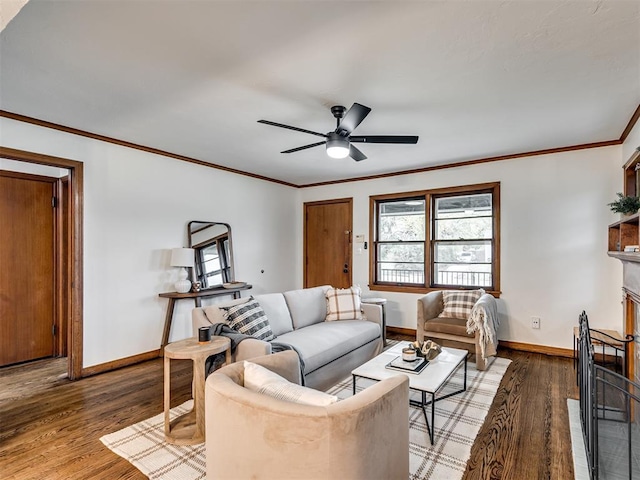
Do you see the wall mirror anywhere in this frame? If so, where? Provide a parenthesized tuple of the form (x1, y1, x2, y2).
(187, 221, 234, 289)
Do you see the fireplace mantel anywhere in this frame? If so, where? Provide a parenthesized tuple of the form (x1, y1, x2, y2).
(608, 251, 640, 263)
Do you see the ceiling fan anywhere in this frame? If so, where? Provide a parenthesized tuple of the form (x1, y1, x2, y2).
(258, 103, 419, 161)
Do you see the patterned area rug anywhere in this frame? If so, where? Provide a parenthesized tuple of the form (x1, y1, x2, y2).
(101, 355, 511, 480)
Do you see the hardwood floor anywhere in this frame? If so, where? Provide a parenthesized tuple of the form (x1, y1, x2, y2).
(0, 342, 578, 479)
(0, 356, 193, 480)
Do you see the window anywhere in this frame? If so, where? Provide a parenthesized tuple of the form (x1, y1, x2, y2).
(376, 198, 426, 285)
(370, 183, 500, 293)
(431, 191, 494, 288)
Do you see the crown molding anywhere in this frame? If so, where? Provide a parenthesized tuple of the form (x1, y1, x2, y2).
(3, 103, 639, 189)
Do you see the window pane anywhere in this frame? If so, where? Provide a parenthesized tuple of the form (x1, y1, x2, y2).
(435, 193, 492, 219)
(378, 199, 425, 241)
(433, 240, 492, 263)
(434, 217, 492, 240)
(379, 243, 424, 262)
(433, 263, 492, 287)
(202, 244, 223, 287)
(377, 243, 424, 284)
(377, 263, 424, 284)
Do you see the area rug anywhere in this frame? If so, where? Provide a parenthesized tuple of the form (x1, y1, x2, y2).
(101, 356, 511, 480)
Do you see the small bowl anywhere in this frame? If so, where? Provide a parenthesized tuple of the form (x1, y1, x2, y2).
(402, 347, 417, 362)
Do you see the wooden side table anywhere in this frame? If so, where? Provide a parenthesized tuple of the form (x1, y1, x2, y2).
(163, 336, 231, 445)
(362, 297, 387, 346)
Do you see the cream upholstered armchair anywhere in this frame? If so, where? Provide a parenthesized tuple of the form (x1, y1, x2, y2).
(205, 351, 409, 480)
(417, 290, 498, 371)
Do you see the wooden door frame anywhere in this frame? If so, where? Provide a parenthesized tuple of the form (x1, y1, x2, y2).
(0, 146, 83, 380)
(55, 176, 71, 357)
(303, 197, 353, 288)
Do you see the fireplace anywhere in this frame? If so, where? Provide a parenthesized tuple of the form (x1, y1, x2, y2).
(618, 259, 640, 382)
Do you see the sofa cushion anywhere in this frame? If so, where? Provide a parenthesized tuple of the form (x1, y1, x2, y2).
(439, 289, 484, 320)
(283, 285, 331, 330)
(253, 293, 294, 337)
(224, 297, 274, 341)
(424, 316, 474, 337)
(325, 286, 363, 321)
(276, 320, 380, 374)
(243, 361, 338, 406)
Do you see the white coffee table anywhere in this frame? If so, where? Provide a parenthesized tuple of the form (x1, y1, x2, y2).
(351, 341, 468, 445)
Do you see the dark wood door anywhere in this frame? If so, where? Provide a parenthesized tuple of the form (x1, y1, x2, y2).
(0, 172, 56, 366)
(304, 198, 353, 288)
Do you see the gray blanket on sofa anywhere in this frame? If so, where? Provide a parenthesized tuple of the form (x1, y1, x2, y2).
(205, 323, 306, 384)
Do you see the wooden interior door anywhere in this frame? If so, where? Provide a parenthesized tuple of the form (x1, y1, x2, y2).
(0, 171, 56, 366)
(304, 198, 353, 288)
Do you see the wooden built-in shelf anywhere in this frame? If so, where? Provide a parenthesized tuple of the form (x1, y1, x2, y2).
(608, 213, 640, 252)
(608, 148, 640, 253)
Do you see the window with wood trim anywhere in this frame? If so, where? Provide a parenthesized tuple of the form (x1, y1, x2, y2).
(370, 183, 500, 293)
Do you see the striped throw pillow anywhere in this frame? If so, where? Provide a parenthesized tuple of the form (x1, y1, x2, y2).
(325, 286, 363, 321)
(439, 289, 484, 320)
(223, 297, 274, 341)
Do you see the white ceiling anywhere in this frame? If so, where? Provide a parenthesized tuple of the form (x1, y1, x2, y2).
(1, 0, 639, 186)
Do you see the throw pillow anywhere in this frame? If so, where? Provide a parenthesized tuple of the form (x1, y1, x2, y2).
(325, 285, 363, 321)
(439, 289, 484, 320)
(223, 297, 274, 341)
(243, 361, 338, 406)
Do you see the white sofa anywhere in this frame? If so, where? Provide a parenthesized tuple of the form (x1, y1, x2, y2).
(192, 285, 383, 390)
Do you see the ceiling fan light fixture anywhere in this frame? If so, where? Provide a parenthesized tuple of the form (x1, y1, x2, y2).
(326, 134, 350, 159)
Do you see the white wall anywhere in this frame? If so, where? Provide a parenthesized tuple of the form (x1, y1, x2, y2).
(1, 113, 633, 362)
(0, 117, 300, 367)
(299, 146, 623, 350)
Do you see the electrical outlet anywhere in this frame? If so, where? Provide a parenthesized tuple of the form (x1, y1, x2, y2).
(531, 316, 540, 329)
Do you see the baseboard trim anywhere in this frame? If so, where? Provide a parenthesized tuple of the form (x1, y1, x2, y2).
(81, 349, 161, 377)
(386, 326, 417, 337)
(500, 340, 573, 358)
(387, 328, 574, 359)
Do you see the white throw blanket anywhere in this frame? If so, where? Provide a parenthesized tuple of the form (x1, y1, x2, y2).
(466, 293, 499, 359)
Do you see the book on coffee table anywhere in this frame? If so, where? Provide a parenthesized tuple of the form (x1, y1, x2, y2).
(385, 355, 428, 374)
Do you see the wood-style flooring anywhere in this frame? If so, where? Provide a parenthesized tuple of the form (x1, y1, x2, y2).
(0, 338, 578, 480)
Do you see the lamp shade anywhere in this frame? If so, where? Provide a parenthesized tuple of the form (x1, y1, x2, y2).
(170, 248, 195, 268)
(326, 133, 350, 159)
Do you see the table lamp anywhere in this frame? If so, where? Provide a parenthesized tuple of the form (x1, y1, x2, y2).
(170, 248, 195, 293)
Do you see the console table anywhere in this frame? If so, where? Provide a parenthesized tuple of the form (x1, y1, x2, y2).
(158, 284, 252, 349)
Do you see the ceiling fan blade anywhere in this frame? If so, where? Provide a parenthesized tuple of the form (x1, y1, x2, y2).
(349, 144, 367, 162)
(257, 120, 327, 138)
(281, 141, 326, 154)
(336, 103, 371, 136)
(350, 135, 419, 144)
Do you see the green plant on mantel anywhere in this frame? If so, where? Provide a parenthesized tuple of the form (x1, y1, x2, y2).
(608, 192, 640, 215)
